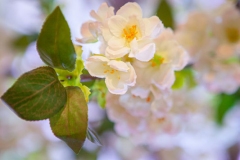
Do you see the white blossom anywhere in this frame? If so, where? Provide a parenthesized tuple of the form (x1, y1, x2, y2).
(133, 28, 189, 90)
(85, 55, 136, 94)
(104, 2, 163, 61)
(77, 2, 114, 43)
(176, 1, 240, 93)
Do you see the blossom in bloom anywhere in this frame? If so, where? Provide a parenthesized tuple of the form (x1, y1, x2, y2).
(104, 2, 164, 61)
(119, 90, 153, 117)
(176, 1, 240, 93)
(76, 21, 100, 43)
(90, 2, 114, 23)
(77, 3, 114, 43)
(106, 84, 240, 156)
(133, 28, 189, 90)
(212, 2, 240, 56)
(176, 12, 212, 62)
(85, 55, 136, 94)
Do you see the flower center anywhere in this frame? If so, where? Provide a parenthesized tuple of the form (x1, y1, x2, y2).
(151, 54, 164, 67)
(225, 27, 239, 43)
(104, 69, 116, 74)
(122, 25, 138, 42)
(104, 68, 121, 79)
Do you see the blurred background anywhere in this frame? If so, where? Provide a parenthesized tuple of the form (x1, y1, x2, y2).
(1, 0, 240, 160)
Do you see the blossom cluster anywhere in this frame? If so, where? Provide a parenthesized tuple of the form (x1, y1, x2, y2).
(78, 2, 188, 95)
(176, 1, 240, 94)
(77, 1, 240, 155)
(77, 1, 189, 146)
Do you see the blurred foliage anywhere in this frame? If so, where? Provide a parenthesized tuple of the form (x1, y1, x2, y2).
(40, 0, 55, 15)
(172, 67, 197, 90)
(12, 0, 57, 52)
(12, 33, 38, 52)
(75, 149, 98, 160)
(216, 89, 240, 125)
(81, 69, 96, 89)
(97, 116, 115, 135)
(156, 0, 175, 29)
(90, 80, 108, 109)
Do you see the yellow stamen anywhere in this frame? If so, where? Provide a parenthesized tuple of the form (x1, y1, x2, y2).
(151, 54, 165, 67)
(122, 25, 138, 42)
(110, 69, 115, 74)
(104, 70, 108, 73)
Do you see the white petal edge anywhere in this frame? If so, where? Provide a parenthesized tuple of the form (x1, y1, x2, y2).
(153, 64, 175, 89)
(85, 56, 110, 78)
(105, 76, 128, 95)
(135, 43, 156, 62)
(108, 60, 129, 72)
(129, 38, 139, 57)
(108, 15, 128, 37)
(90, 2, 114, 21)
(122, 62, 137, 86)
(131, 87, 149, 99)
(76, 37, 98, 43)
(105, 46, 130, 59)
(101, 26, 113, 42)
(143, 16, 163, 38)
(108, 36, 126, 49)
(116, 2, 142, 19)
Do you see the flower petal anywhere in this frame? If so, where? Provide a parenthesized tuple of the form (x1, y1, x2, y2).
(119, 62, 137, 86)
(151, 98, 171, 118)
(90, 10, 101, 22)
(108, 60, 129, 72)
(131, 87, 150, 99)
(153, 64, 175, 89)
(158, 40, 189, 70)
(105, 75, 127, 94)
(108, 15, 128, 37)
(129, 38, 139, 57)
(85, 56, 109, 78)
(97, 3, 113, 19)
(171, 46, 189, 70)
(105, 46, 130, 59)
(116, 2, 142, 19)
(101, 26, 113, 42)
(135, 43, 155, 62)
(80, 21, 93, 37)
(76, 37, 98, 43)
(155, 28, 174, 44)
(108, 36, 126, 49)
(90, 2, 114, 21)
(76, 21, 98, 43)
(143, 16, 163, 38)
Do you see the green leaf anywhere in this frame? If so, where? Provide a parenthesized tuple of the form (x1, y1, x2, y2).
(50, 86, 88, 154)
(37, 6, 76, 71)
(216, 90, 240, 124)
(1, 67, 67, 120)
(87, 128, 102, 146)
(156, 0, 175, 29)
